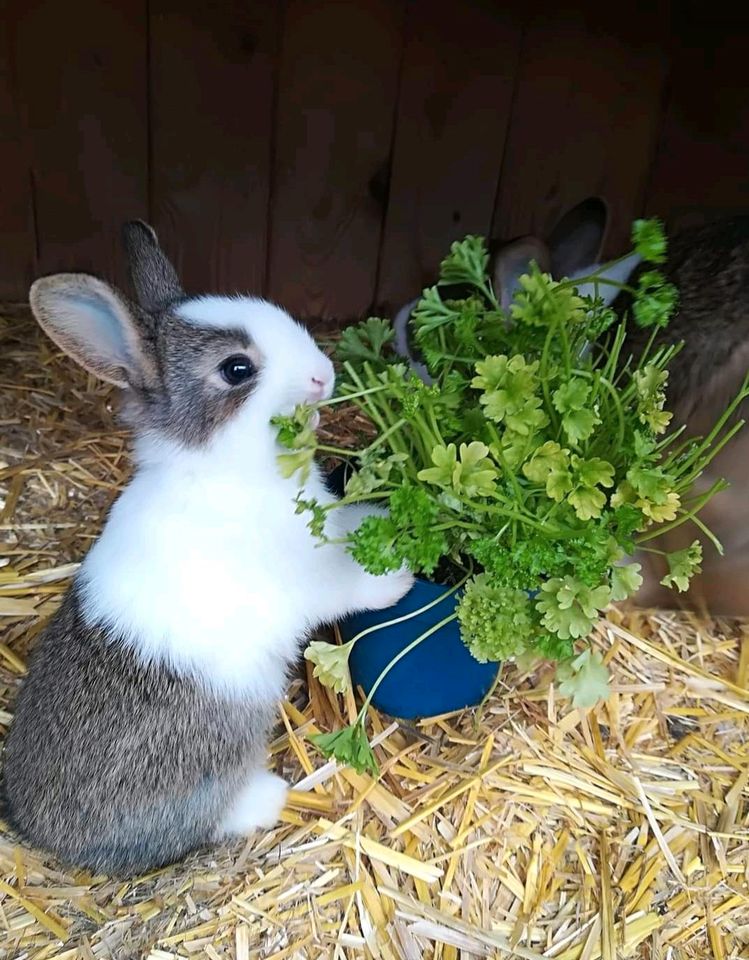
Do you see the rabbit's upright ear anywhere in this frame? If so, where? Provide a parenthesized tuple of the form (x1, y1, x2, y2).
(29, 274, 153, 388)
(492, 237, 551, 311)
(122, 220, 184, 314)
(546, 197, 608, 279)
(547, 198, 644, 306)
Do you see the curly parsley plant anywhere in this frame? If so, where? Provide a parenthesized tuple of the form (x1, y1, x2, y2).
(273, 219, 748, 775)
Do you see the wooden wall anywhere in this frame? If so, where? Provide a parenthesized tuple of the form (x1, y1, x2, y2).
(1, 0, 748, 321)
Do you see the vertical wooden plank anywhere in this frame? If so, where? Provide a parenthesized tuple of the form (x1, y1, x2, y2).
(267, 0, 404, 321)
(493, 3, 670, 259)
(149, 0, 280, 295)
(0, 8, 35, 301)
(376, 0, 522, 312)
(13, 0, 148, 288)
(645, 7, 749, 229)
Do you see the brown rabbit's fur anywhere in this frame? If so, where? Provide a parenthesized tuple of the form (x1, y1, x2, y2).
(400, 207, 749, 616)
(618, 217, 749, 615)
(2, 585, 274, 875)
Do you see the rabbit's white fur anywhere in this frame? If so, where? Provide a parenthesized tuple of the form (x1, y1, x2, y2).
(79, 295, 412, 700)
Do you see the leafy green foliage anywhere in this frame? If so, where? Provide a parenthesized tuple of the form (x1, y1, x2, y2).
(522, 441, 572, 502)
(661, 541, 703, 592)
(537, 577, 612, 640)
(438, 235, 491, 289)
(510, 265, 586, 329)
(633, 271, 678, 329)
(457, 574, 534, 662)
(472, 355, 547, 435)
(294, 494, 328, 538)
(270, 217, 747, 764)
(304, 640, 353, 694)
(348, 486, 448, 576)
(634, 366, 672, 434)
(557, 649, 611, 708)
(611, 562, 643, 602)
(336, 317, 394, 363)
(272, 404, 319, 484)
(309, 724, 379, 776)
(632, 218, 667, 264)
(553, 377, 600, 444)
(418, 442, 498, 498)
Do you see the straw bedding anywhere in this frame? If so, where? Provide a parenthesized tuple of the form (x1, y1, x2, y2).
(0, 307, 747, 959)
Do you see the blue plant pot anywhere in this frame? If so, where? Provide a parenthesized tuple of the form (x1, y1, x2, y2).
(339, 577, 500, 720)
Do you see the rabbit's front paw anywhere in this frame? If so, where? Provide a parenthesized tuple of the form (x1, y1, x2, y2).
(362, 567, 415, 611)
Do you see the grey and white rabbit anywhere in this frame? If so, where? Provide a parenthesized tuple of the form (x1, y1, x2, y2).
(393, 199, 749, 616)
(1, 222, 413, 875)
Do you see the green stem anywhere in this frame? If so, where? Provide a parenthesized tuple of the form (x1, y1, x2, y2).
(569, 368, 626, 453)
(540, 321, 557, 423)
(673, 421, 744, 491)
(345, 363, 409, 458)
(356, 610, 461, 723)
(473, 668, 502, 730)
(346, 573, 469, 650)
(670, 375, 749, 481)
(316, 445, 360, 458)
(362, 417, 409, 457)
(427, 406, 446, 446)
(432, 519, 483, 532)
(324, 491, 393, 510)
(321, 383, 390, 406)
(690, 513, 724, 555)
(460, 496, 575, 537)
(487, 423, 525, 506)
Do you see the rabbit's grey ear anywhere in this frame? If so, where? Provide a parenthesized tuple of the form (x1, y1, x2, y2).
(122, 220, 184, 314)
(30, 274, 153, 388)
(393, 297, 432, 384)
(547, 197, 608, 279)
(492, 237, 551, 311)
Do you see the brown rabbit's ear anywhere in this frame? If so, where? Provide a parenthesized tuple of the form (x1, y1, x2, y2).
(122, 220, 184, 314)
(492, 237, 551, 311)
(546, 197, 608, 279)
(29, 274, 153, 388)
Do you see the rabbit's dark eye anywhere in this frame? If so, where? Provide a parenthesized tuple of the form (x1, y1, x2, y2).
(220, 355, 255, 386)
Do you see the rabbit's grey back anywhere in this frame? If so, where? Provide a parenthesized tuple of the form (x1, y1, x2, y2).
(619, 216, 749, 423)
(2, 584, 274, 875)
(613, 217, 749, 614)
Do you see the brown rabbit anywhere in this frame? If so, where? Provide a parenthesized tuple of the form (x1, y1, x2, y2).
(614, 217, 749, 616)
(393, 200, 749, 617)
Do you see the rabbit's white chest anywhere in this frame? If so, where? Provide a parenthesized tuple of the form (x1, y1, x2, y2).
(78, 468, 336, 700)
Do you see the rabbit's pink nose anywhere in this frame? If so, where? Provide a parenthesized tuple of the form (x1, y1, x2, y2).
(309, 375, 332, 400)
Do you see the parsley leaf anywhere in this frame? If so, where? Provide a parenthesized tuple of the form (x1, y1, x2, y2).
(632, 218, 667, 264)
(557, 649, 610, 708)
(310, 724, 379, 775)
(661, 541, 703, 592)
(537, 576, 611, 640)
(304, 640, 353, 694)
(336, 317, 394, 364)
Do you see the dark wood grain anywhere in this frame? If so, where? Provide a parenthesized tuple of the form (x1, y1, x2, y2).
(645, 6, 749, 229)
(0, 7, 35, 301)
(493, 3, 670, 259)
(266, 0, 404, 321)
(376, 0, 522, 313)
(12, 0, 148, 288)
(149, 0, 280, 296)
